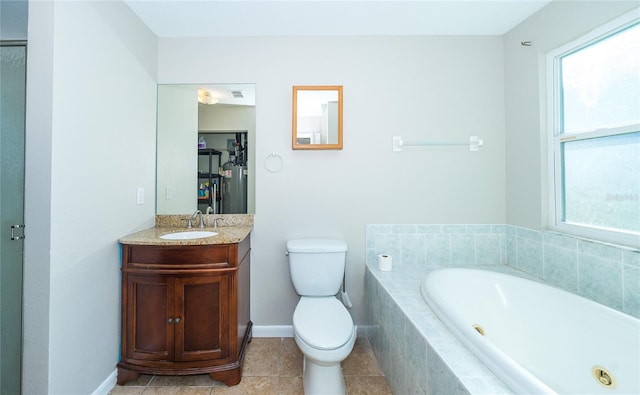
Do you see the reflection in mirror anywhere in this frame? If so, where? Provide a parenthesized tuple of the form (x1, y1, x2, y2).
(156, 84, 256, 215)
(292, 86, 343, 150)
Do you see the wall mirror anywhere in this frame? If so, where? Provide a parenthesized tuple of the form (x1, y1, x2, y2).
(292, 85, 343, 150)
(156, 83, 256, 215)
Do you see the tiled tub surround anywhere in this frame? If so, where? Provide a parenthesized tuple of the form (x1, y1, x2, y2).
(366, 263, 519, 394)
(506, 226, 640, 318)
(365, 224, 640, 394)
(366, 224, 639, 318)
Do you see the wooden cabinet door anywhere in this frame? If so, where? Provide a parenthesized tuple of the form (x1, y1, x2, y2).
(125, 274, 174, 362)
(173, 274, 230, 362)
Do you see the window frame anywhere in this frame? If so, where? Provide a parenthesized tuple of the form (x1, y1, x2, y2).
(546, 11, 640, 248)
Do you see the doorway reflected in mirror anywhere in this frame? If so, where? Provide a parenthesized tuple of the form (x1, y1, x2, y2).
(292, 86, 343, 150)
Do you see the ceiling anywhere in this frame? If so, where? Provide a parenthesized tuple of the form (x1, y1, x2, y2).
(124, 0, 553, 37)
(3, 1, 551, 106)
(1, 1, 552, 40)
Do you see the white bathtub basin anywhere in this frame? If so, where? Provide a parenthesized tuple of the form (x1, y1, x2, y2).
(421, 268, 640, 395)
(160, 231, 218, 240)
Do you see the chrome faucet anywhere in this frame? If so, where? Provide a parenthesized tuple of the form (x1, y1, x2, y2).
(213, 216, 223, 229)
(206, 206, 214, 215)
(189, 209, 205, 229)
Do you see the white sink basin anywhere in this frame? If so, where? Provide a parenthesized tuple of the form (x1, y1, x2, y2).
(160, 231, 218, 240)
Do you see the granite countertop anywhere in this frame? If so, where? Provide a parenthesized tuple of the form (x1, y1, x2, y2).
(119, 214, 253, 246)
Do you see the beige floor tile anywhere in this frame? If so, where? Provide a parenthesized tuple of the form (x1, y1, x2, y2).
(279, 354, 303, 378)
(247, 337, 282, 353)
(243, 338, 282, 377)
(149, 375, 216, 387)
(280, 338, 303, 377)
(211, 376, 279, 395)
(110, 336, 390, 395)
(342, 351, 384, 376)
(120, 374, 154, 386)
(141, 387, 212, 395)
(278, 376, 304, 395)
(350, 336, 373, 355)
(109, 386, 145, 395)
(281, 337, 302, 357)
(344, 376, 393, 395)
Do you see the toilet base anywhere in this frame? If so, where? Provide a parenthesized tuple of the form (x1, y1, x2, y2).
(302, 356, 346, 395)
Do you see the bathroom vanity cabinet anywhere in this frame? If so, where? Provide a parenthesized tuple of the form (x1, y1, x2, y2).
(117, 236, 251, 386)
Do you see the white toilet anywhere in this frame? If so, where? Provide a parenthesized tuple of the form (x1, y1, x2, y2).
(286, 238, 356, 395)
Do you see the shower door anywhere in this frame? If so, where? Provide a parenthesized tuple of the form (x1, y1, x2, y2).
(0, 43, 26, 395)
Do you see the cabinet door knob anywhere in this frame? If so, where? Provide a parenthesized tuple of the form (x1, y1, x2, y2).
(167, 318, 174, 324)
(174, 317, 181, 324)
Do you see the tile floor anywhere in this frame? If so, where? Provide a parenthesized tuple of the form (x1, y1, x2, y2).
(109, 336, 392, 395)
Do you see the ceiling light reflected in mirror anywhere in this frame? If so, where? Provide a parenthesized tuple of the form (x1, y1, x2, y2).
(197, 88, 218, 105)
(196, 85, 256, 107)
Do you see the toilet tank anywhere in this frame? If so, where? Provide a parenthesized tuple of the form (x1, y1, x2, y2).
(287, 238, 348, 296)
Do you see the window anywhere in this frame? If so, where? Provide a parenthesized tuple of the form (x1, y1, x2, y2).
(548, 13, 640, 248)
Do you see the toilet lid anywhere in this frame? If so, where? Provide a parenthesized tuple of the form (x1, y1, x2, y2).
(293, 297, 354, 350)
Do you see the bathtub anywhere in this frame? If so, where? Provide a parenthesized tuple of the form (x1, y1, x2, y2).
(421, 268, 640, 395)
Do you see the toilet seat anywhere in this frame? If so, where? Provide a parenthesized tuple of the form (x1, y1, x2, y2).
(293, 297, 354, 350)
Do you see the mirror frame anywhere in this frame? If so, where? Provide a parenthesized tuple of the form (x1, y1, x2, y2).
(292, 85, 343, 150)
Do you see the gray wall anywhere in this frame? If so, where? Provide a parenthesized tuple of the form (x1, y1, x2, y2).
(158, 35, 508, 328)
(24, 2, 157, 393)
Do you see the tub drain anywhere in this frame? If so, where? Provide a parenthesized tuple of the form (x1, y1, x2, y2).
(592, 366, 616, 389)
(472, 324, 485, 336)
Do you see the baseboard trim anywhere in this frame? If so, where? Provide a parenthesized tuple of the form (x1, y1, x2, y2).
(252, 325, 294, 338)
(91, 368, 117, 395)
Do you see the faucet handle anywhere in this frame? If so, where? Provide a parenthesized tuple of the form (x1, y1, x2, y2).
(185, 218, 193, 229)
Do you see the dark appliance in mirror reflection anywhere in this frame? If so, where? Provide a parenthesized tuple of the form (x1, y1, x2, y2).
(198, 148, 222, 214)
(222, 133, 248, 214)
